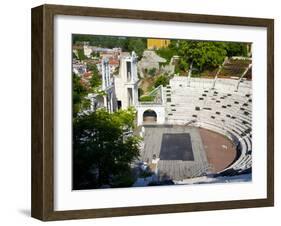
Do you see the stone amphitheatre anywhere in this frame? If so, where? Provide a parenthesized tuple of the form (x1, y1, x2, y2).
(136, 58, 252, 185)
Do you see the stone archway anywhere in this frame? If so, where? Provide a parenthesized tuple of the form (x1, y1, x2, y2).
(136, 105, 165, 126)
(143, 109, 157, 123)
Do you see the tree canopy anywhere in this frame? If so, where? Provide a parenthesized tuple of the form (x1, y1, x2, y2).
(225, 42, 248, 57)
(73, 34, 146, 58)
(127, 38, 146, 58)
(156, 40, 250, 75)
(77, 48, 86, 61)
(87, 64, 102, 89)
(73, 108, 141, 189)
(73, 74, 90, 117)
(156, 47, 176, 63)
(173, 40, 228, 72)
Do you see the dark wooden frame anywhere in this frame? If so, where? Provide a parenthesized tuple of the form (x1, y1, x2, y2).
(31, 4, 274, 221)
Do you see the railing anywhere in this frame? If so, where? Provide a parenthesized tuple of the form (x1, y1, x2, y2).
(139, 85, 164, 105)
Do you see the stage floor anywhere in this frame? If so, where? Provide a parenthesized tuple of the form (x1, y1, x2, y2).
(141, 125, 209, 180)
(160, 133, 194, 161)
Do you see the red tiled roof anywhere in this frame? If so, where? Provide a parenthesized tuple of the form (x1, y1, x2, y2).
(82, 72, 92, 79)
(109, 59, 119, 65)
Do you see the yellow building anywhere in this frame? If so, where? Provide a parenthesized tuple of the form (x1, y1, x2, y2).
(147, 39, 170, 49)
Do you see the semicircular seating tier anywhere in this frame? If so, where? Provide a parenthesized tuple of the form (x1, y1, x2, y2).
(165, 77, 252, 175)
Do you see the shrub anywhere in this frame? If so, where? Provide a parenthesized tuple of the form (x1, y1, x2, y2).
(140, 95, 155, 102)
(148, 68, 157, 76)
(154, 75, 169, 87)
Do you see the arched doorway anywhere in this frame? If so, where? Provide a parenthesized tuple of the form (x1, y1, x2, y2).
(143, 109, 157, 123)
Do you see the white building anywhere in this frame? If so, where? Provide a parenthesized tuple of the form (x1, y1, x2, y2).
(73, 61, 87, 76)
(115, 51, 139, 109)
(87, 52, 139, 115)
(87, 57, 117, 113)
(83, 44, 93, 58)
(100, 57, 117, 113)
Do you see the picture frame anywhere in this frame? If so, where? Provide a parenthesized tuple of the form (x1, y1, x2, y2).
(31, 4, 274, 221)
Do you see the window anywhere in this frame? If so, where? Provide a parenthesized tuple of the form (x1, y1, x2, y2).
(126, 61, 131, 81)
(117, 100, 122, 109)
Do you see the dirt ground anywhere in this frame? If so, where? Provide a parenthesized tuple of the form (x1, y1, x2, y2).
(139, 77, 155, 94)
(199, 128, 236, 173)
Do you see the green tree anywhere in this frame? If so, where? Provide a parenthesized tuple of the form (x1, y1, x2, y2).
(156, 47, 176, 63)
(73, 35, 128, 49)
(225, 42, 248, 57)
(77, 48, 86, 61)
(86, 64, 102, 90)
(177, 58, 189, 73)
(148, 68, 157, 76)
(72, 74, 90, 117)
(72, 35, 146, 56)
(73, 108, 141, 189)
(87, 63, 99, 74)
(89, 74, 101, 90)
(154, 75, 169, 87)
(128, 38, 146, 58)
(175, 40, 227, 72)
(169, 40, 250, 74)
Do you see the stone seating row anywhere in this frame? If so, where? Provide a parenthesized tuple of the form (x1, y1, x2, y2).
(165, 79, 252, 174)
